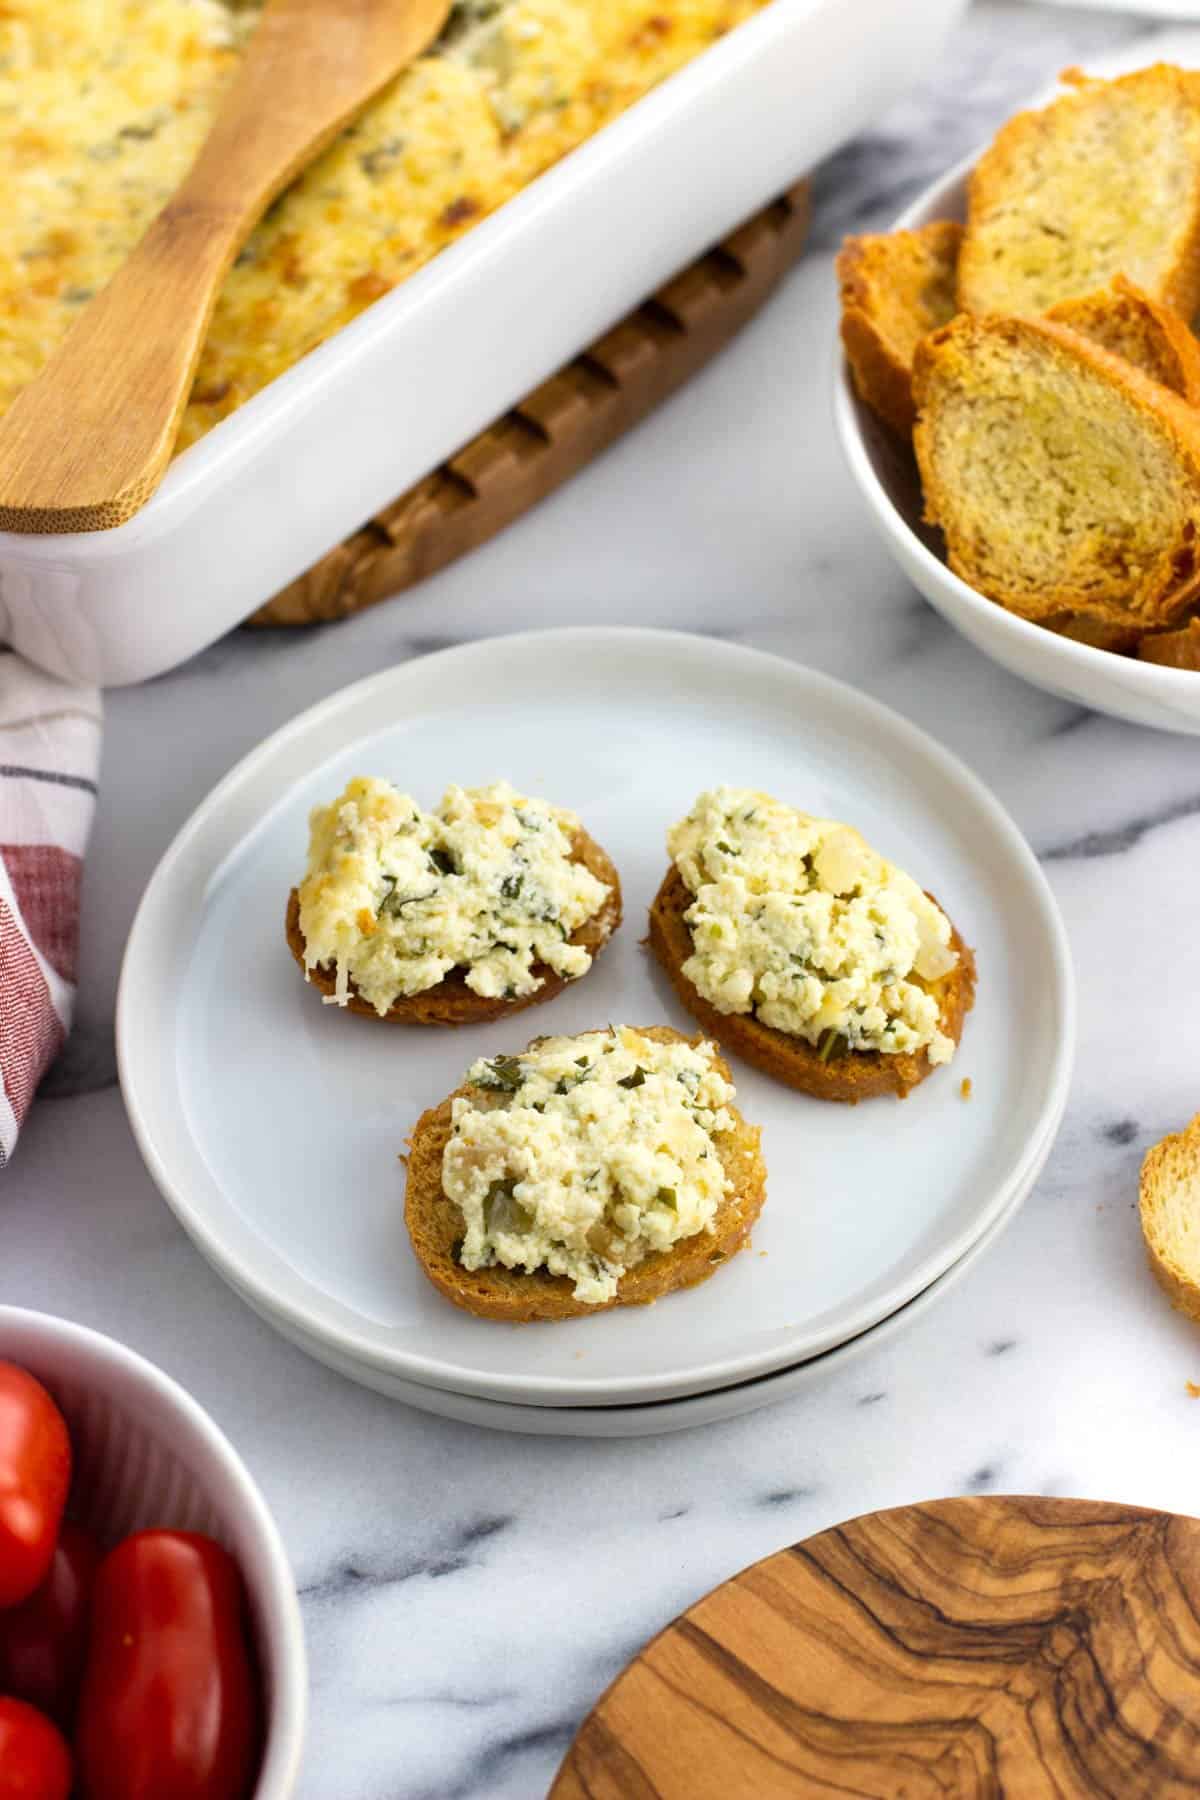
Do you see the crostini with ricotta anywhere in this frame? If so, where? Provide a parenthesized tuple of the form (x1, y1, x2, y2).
(648, 787, 974, 1102)
(405, 1025, 766, 1320)
(287, 777, 621, 1025)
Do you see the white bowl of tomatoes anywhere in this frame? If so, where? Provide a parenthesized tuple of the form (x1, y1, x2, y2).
(0, 1305, 306, 1799)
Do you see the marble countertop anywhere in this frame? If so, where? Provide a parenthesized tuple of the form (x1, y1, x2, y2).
(7, 3, 1200, 1794)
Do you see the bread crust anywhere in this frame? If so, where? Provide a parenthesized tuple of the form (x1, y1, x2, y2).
(959, 64, 1200, 320)
(647, 865, 975, 1103)
(286, 827, 621, 1026)
(1047, 275, 1200, 405)
(404, 1026, 767, 1322)
(913, 313, 1200, 633)
(1140, 1112, 1200, 1323)
(1138, 617, 1200, 669)
(837, 222, 962, 437)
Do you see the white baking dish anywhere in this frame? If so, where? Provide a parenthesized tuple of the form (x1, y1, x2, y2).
(0, 0, 965, 687)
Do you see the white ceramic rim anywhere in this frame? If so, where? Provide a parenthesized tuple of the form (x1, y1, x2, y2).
(2, 0, 822, 564)
(833, 37, 1200, 716)
(117, 627, 1076, 1405)
(222, 1107, 1058, 1434)
(1035, 0, 1200, 12)
(0, 1305, 307, 1798)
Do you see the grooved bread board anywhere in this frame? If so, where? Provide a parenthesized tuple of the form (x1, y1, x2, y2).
(551, 1496, 1200, 1798)
(249, 182, 810, 626)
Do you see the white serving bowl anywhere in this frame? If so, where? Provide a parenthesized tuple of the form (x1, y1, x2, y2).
(834, 52, 1200, 737)
(0, 1306, 306, 1798)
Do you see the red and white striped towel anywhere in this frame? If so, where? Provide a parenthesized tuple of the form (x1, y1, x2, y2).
(0, 648, 100, 1164)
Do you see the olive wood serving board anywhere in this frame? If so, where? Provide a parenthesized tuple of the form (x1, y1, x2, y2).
(550, 1495, 1200, 1799)
(249, 180, 810, 627)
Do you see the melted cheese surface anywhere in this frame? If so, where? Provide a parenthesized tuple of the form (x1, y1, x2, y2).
(668, 787, 959, 1064)
(445, 1027, 735, 1304)
(0, 0, 770, 450)
(297, 776, 610, 1014)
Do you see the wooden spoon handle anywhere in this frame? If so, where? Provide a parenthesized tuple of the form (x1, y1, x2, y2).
(0, 0, 448, 535)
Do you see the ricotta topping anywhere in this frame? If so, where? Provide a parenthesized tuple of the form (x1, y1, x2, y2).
(444, 1028, 735, 1304)
(668, 787, 959, 1065)
(297, 777, 611, 1015)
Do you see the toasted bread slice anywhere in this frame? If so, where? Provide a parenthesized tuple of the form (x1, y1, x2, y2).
(1040, 610, 1143, 655)
(837, 221, 963, 436)
(1140, 1112, 1200, 1322)
(913, 313, 1200, 634)
(959, 64, 1200, 319)
(647, 867, 975, 1103)
(1048, 276, 1200, 403)
(286, 827, 621, 1026)
(404, 1026, 767, 1321)
(1139, 617, 1200, 669)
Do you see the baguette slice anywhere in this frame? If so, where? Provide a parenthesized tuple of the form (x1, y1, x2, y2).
(647, 867, 975, 1103)
(1139, 617, 1200, 669)
(837, 221, 962, 435)
(1042, 610, 1143, 655)
(1048, 275, 1200, 404)
(286, 827, 621, 1026)
(404, 1026, 767, 1321)
(959, 64, 1200, 319)
(1140, 1112, 1200, 1322)
(913, 313, 1200, 634)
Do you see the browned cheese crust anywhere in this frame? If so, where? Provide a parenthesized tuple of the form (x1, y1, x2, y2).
(286, 827, 621, 1026)
(647, 865, 975, 1103)
(404, 1026, 767, 1322)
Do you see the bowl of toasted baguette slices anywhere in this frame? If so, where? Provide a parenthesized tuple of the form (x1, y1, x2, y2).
(836, 50, 1200, 735)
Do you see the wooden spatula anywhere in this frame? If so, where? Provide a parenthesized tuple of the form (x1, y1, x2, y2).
(0, 0, 451, 536)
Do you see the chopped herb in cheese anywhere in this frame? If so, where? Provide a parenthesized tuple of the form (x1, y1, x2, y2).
(444, 1027, 735, 1303)
(297, 777, 610, 1014)
(0, 0, 770, 452)
(668, 787, 960, 1064)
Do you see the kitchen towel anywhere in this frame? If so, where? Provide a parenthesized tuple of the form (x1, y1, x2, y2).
(0, 649, 100, 1165)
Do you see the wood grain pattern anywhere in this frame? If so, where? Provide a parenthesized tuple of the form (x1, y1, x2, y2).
(0, 0, 450, 535)
(249, 181, 811, 626)
(551, 1496, 1200, 1799)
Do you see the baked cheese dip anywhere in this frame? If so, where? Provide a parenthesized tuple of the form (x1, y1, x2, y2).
(668, 787, 961, 1064)
(297, 777, 611, 1014)
(444, 1027, 735, 1304)
(1, 0, 770, 453)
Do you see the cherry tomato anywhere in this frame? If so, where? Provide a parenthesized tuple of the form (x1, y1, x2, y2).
(0, 1365, 71, 1609)
(0, 1696, 72, 1800)
(0, 1522, 100, 1725)
(76, 1531, 260, 1800)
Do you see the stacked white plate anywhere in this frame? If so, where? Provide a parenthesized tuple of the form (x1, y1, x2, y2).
(118, 630, 1074, 1436)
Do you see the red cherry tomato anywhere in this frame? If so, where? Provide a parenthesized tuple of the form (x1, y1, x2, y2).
(0, 1696, 72, 1800)
(0, 1522, 100, 1725)
(0, 1365, 71, 1609)
(76, 1531, 260, 1800)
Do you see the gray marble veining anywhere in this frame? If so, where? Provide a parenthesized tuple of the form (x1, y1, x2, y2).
(9, 6, 1200, 1796)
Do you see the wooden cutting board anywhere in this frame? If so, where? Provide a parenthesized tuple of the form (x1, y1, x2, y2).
(550, 1495, 1200, 1799)
(249, 180, 809, 626)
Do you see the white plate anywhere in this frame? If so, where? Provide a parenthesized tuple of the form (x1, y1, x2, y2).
(835, 34, 1200, 736)
(118, 628, 1074, 1407)
(0, 0, 967, 688)
(222, 1145, 1049, 1435)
